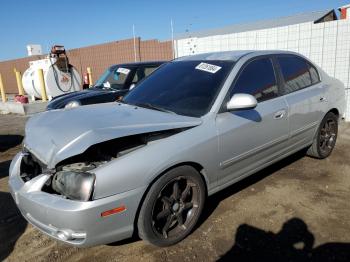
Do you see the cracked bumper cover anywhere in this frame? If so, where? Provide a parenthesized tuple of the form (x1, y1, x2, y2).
(8, 152, 146, 247)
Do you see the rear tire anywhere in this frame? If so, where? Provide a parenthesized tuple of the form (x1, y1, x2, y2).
(307, 112, 338, 159)
(137, 166, 205, 247)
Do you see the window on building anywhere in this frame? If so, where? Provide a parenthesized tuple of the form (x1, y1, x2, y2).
(231, 57, 278, 102)
(278, 56, 313, 94)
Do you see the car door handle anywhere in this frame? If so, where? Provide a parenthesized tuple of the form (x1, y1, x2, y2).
(320, 97, 327, 102)
(274, 110, 286, 119)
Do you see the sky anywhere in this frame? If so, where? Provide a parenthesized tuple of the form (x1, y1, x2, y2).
(0, 0, 349, 61)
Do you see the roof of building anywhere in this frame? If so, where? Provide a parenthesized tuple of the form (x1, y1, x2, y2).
(176, 9, 336, 39)
(339, 4, 350, 9)
(175, 50, 301, 62)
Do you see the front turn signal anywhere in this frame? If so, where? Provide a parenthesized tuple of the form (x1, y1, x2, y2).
(101, 206, 127, 217)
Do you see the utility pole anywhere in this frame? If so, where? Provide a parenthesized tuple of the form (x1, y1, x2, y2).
(133, 24, 137, 62)
(171, 19, 175, 59)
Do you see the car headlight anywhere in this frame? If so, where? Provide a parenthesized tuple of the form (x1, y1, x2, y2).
(65, 100, 81, 109)
(52, 171, 95, 201)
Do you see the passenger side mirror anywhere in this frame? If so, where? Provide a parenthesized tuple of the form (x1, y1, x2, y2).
(226, 93, 257, 111)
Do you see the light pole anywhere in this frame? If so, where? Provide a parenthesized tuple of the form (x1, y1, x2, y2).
(133, 24, 137, 62)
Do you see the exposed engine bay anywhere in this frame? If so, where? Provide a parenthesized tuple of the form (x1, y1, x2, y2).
(20, 129, 185, 201)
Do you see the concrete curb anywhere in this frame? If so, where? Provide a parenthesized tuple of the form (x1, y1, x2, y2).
(0, 101, 47, 115)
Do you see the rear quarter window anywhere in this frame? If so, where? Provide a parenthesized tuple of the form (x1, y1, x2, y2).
(309, 64, 320, 84)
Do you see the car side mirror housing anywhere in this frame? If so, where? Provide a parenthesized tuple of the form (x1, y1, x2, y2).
(226, 93, 257, 111)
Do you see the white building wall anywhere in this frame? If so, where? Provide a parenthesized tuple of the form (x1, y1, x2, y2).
(176, 19, 350, 121)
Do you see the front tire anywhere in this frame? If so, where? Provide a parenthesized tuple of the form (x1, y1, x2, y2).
(307, 112, 338, 159)
(137, 166, 206, 247)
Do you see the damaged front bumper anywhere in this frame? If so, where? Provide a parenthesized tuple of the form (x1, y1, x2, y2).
(8, 152, 146, 247)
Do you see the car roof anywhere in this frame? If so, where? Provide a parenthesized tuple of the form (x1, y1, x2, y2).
(110, 61, 167, 69)
(174, 50, 302, 62)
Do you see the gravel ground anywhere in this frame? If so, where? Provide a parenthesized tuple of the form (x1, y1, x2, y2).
(0, 114, 349, 262)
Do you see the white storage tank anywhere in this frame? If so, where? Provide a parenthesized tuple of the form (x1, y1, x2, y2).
(22, 46, 81, 99)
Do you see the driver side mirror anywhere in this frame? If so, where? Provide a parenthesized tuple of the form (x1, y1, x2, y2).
(226, 93, 257, 111)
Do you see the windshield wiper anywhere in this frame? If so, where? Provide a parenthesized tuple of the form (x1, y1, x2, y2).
(133, 102, 176, 114)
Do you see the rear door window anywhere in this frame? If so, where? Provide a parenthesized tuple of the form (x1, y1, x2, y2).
(231, 57, 278, 102)
(277, 56, 313, 94)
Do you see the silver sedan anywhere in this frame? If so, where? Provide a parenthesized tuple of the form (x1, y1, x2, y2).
(9, 50, 345, 247)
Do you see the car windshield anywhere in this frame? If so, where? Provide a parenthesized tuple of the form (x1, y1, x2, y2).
(123, 60, 234, 117)
(94, 66, 132, 90)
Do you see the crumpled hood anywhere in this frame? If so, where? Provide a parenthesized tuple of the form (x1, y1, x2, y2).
(24, 102, 202, 168)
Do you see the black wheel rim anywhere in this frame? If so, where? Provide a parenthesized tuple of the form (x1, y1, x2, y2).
(319, 118, 337, 155)
(151, 176, 200, 239)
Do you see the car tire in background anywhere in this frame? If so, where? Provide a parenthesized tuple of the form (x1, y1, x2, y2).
(137, 165, 206, 247)
(307, 111, 338, 159)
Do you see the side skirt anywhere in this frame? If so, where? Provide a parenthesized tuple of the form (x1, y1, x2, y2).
(208, 142, 312, 196)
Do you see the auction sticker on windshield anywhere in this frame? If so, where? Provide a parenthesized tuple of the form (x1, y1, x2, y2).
(195, 62, 222, 73)
(117, 68, 131, 75)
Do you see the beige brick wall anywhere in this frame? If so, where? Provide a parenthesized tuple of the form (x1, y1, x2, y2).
(0, 38, 172, 94)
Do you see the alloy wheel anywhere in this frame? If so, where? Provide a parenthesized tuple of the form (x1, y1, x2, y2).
(319, 118, 337, 156)
(151, 177, 200, 239)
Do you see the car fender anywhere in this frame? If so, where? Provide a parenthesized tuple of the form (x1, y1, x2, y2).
(92, 119, 219, 199)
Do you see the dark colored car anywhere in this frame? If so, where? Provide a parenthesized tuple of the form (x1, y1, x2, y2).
(47, 61, 165, 110)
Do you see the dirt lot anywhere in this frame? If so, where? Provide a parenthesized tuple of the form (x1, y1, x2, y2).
(0, 114, 350, 262)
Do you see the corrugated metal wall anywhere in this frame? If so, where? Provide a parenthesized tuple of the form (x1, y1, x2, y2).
(0, 38, 173, 94)
(176, 19, 350, 121)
